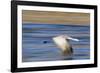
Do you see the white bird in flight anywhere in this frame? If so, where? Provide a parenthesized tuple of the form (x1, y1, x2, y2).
(52, 35, 79, 56)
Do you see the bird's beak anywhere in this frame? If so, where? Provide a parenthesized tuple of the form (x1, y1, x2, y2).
(68, 37, 79, 41)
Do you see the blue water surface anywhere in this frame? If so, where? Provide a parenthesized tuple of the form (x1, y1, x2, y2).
(22, 23, 90, 62)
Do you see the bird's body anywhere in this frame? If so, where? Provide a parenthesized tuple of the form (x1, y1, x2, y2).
(52, 35, 79, 56)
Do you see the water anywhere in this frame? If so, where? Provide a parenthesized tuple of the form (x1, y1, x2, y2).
(22, 23, 90, 62)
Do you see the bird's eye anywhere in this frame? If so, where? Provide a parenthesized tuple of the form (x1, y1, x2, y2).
(43, 41, 47, 44)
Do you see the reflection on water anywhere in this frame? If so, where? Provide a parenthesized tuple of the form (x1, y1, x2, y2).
(22, 23, 90, 62)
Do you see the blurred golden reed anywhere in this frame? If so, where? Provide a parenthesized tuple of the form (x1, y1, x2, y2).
(22, 10, 90, 25)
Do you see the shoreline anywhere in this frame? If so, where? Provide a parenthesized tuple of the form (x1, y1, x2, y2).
(22, 22, 90, 26)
